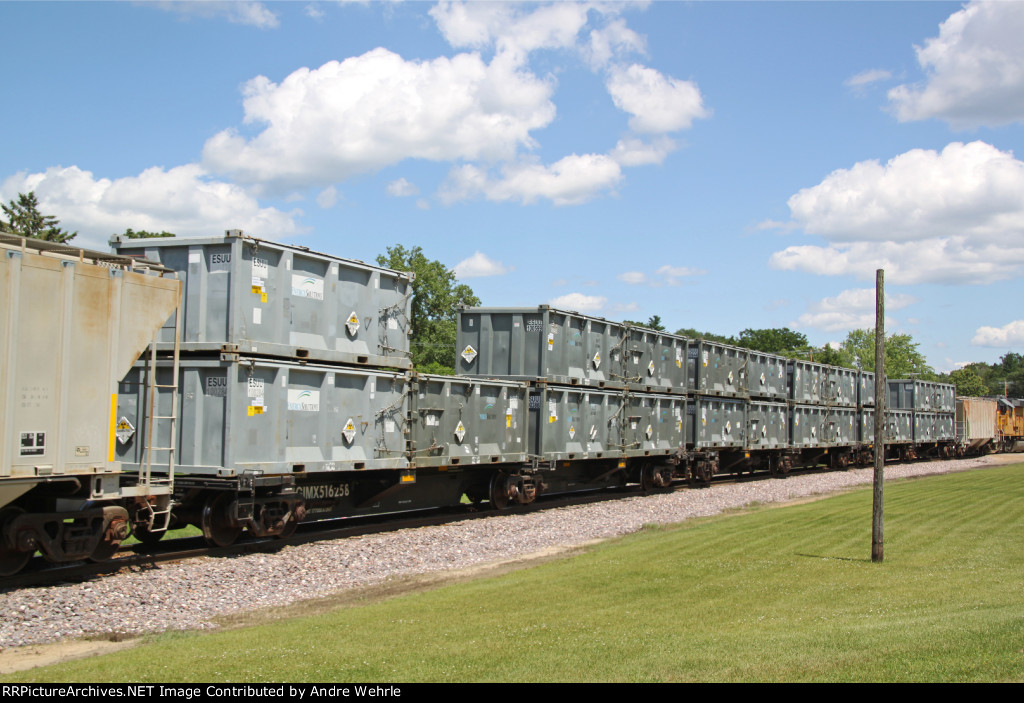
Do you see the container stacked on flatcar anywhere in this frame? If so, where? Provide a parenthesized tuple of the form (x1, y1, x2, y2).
(457, 306, 689, 494)
(886, 379, 957, 459)
(110, 230, 441, 544)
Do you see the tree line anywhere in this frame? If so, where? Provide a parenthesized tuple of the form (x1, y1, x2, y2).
(3, 191, 1018, 395)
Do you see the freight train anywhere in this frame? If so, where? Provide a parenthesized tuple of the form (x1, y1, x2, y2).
(0, 230, 1017, 575)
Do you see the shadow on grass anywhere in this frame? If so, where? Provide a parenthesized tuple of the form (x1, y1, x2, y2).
(795, 552, 872, 563)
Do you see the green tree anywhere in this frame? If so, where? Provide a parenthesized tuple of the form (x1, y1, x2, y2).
(812, 344, 854, 368)
(674, 327, 736, 345)
(377, 245, 480, 375)
(737, 327, 809, 354)
(119, 228, 175, 239)
(949, 367, 990, 397)
(1, 191, 76, 242)
(837, 329, 935, 378)
(623, 315, 667, 332)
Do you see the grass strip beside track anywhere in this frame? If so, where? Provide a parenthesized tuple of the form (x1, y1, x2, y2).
(10, 462, 1024, 682)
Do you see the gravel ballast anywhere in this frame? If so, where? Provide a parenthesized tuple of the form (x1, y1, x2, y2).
(0, 455, 1015, 649)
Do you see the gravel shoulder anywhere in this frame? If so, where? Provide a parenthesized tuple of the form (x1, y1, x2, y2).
(1, 454, 1019, 674)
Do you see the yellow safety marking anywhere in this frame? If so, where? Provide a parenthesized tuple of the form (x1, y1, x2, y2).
(109, 394, 117, 462)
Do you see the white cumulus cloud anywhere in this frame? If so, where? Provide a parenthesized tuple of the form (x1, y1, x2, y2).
(792, 288, 916, 333)
(617, 271, 647, 284)
(888, 1, 1024, 127)
(972, 320, 1024, 347)
(156, 1, 280, 29)
(202, 48, 556, 191)
(549, 292, 607, 313)
(845, 69, 892, 89)
(656, 265, 705, 286)
(440, 153, 623, 206)
(609, 137, 678, 166)
(605, 64, 710, 134)
(453, 251, 510, 279)
(386, 178, 419, 197)
(1, 165, 302, 250)
(769, 141, 1024, 284)
(430, 1, 590, 59)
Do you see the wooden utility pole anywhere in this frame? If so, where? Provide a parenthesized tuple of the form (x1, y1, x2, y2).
(872, 269, 885, 563)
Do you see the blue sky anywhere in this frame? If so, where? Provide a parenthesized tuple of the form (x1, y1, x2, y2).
(3, 1, 1023, 372)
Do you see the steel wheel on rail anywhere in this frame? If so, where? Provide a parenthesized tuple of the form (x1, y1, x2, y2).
(0, 507, 32, 577)
(489, 472, 512, 510)
(201, 493, 242, 548)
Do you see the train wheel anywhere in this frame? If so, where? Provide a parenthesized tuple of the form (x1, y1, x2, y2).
(489, 473, 512, 510)
(0, 507, 31, 577)
(278, 515, 299, 539)
(88, 510, 129, 563)
(640, 464, 656, 492)
(201, 493, 242, 548)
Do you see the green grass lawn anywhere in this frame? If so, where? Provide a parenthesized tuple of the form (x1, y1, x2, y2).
(10, 463, 1024, 682)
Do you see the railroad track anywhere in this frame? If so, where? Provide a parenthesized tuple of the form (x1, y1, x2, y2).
(0, 456, 969, 592)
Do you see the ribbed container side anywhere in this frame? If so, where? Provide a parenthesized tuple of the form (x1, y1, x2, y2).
(687, 341, 749, 398)
(117, 357, 409, 476)
(689, 396, 746, 449)
(745, 401, 788, 450)
(619, 329, 688, 393)
(791, 404, 828, 448)
(746, 352, 788, 401)
(858, 371, 876, 407)
(828, 367, 858, 408)
(859, 408, 917, 444)
(408, 374, 528, 467)
(622, 393, 685, 457)
(111, 231, 413, 369)
(887, 379, 956, 412)
(886, 409, 914, 444)
(527, 386, 625, 461)
(788, 360, 829, 405)
(913, 412, 956, 442)
(457, 306, 627, 388)
(957, 397, 996, 446)
(1, 238, 179, 480)
(828, 407, 859, 445)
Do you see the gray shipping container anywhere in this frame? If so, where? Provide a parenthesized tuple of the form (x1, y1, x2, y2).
(622, 393, 686, 457)
(859, 408, 915, 445)
(791, 404, 829, 448)
(527, 386, 625, 461)
(688, 340, 749, 398)
(689, 397, 747, 449)
(111, 230, 413, 369)
(745, 401, 788, 450)
(829, 407, 859, 445)
(117, 357, 409, 476)
(858, 371, 876, 407)
(458, 306, 627, 388)
(886, 409, 914, 444)
(408, 375, 528, 468)
(1, 236, 180, 482)
(888, 379, 956, 413)
(746, 351, 788, 401)
(788, 360, 828, 405)
(913, 412, 956, 442)
(828, 367, 858, 408)
(622, 328, 689, 393)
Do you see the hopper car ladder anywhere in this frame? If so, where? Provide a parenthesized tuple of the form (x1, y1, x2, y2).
(122, 297, 181, 536)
